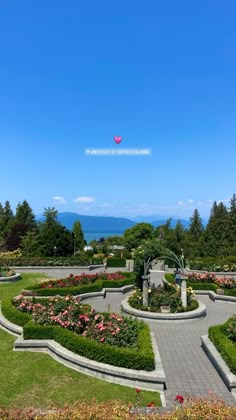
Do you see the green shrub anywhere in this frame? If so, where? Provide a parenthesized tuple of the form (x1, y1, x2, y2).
(23, 320, 155, 371)
(187, 281, 217, 291)
(224, 289, 236, 297)
(1, 299, 31, 326)
(209, 319, 236, 375)
(106, 258, 126, 267)
(165, 273, 175, 282)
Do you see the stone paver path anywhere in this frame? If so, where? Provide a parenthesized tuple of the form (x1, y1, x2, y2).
(84, 293, 236, 407)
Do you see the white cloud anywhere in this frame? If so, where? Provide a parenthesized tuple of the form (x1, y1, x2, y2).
(53, 196, 66, 204)
(74, 196, 95, 203)
(100, 202, 114, 208)
(188, 199, 194, 203)
(178, 201, 183, 206)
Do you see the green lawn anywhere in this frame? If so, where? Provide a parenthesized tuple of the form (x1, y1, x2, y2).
(0, 274, 161, 409)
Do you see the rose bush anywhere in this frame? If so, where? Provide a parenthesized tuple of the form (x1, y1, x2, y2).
(39, 272, 126, 289)
(14, 295, 140, 348)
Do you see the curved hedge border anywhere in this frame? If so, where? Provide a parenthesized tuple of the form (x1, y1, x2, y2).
(1, 297, 154, 371)
(23, 320, 154, 371)
(25, 274, 134, 296)
(208, 319, 236, 376)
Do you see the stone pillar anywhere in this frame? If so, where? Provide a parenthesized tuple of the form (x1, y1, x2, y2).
(142, 275, 149, 307)
(181, 279, 187, 308)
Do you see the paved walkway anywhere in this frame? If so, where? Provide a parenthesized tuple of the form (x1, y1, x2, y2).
(83, 293, 236, 407)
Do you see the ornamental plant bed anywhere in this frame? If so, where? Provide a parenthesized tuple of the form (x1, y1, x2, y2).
(128, 282, 198, 313)
(0, 267, 16, 278)
(209, 317, 236, 375)
(187, 273, 236, 291)
(11, 294, 154, 370)
(25, 272, 134, 296)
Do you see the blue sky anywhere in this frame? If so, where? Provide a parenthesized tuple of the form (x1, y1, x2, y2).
(0, 0, 236, 220)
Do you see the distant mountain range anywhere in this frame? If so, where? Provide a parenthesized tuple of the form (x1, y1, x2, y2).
(36, 211, 205, 233)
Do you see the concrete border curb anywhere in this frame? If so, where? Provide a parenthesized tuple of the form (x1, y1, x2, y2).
(201, 335, 236, 391)
(0, 307, 22, 336)
(121, 296, 207, 321)
(0, 273, 21, 283)
(0, 305, 166, 391)
(14, 333, 166, 391)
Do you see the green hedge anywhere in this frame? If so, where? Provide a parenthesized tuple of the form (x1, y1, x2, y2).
(224, 289, 236, 297)
(209, 319, 236, 375)
(1, 299, 32, 326)
(187, 281, 217, 292)
(23, 320, 154, 371)
(106, 258, 126, 267)
(26, 276, 134, 296)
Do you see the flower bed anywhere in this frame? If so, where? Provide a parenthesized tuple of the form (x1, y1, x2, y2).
(0, 266, 16, 277)
(6, 294, 154, 370)
(128, 282, 198, 313)
(25, 272, 134, 296)
(186, 272, 236, 296)
(209, 317, 236, 375)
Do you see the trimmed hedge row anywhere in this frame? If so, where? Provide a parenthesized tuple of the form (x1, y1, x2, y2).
(1, 299, 32, 326)
(209, 319, 236, 375)
(106, 258, 126, 267)
(224, 289, 236, 297)
(23, 320, 154, 371)
(187, 281, 217, 292)
(26, 275, 134, 296)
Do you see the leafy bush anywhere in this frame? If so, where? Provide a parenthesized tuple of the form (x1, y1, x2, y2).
(106, 258, 126, 267)
(209, 318, 236, 375)
(1, 299, 32, 326)
(187, 281, 217, 292)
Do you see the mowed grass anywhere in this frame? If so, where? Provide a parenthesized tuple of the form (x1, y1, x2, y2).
(0, 273, 161, 409)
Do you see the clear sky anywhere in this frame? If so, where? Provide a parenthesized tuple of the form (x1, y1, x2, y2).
(0, 0, 236, 220)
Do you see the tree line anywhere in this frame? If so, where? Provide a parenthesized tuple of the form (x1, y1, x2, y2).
(122, 194, 236, 259)
(0, 194, 236, 259)
(0, 201, 85, 257)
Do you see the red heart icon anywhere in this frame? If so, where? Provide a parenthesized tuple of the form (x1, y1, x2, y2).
(114, 136, 122, 144)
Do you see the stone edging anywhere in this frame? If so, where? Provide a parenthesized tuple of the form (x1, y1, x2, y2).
(201, 335, 236, 391)
(0, 273, 21, 283)
(194, 290, 236, 303)
(23, 284, 134, 300)
(121, 296, 207, 321)
(0, 305, 166, 391)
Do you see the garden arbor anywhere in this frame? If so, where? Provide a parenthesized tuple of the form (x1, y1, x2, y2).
(133, 240, 185, 307)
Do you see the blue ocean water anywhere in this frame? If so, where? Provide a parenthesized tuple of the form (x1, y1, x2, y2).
(84, 232, 123, 243)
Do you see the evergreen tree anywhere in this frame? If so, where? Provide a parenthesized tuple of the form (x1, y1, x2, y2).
(37, 207, 73, 256)
(204, 201, 229, 257)
(72, 220, 86, 253)
(0, 201, 14, 249)
(5, 200, 37, 250)
(15, 200, 36, 230)
(228, 194, 236, 254)
(186, 209, 204, 257)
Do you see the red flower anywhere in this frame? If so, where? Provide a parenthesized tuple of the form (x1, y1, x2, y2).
(175, 395, 184, 404)
(147, 402, 154, 407)
(136, 388, 141, 393)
